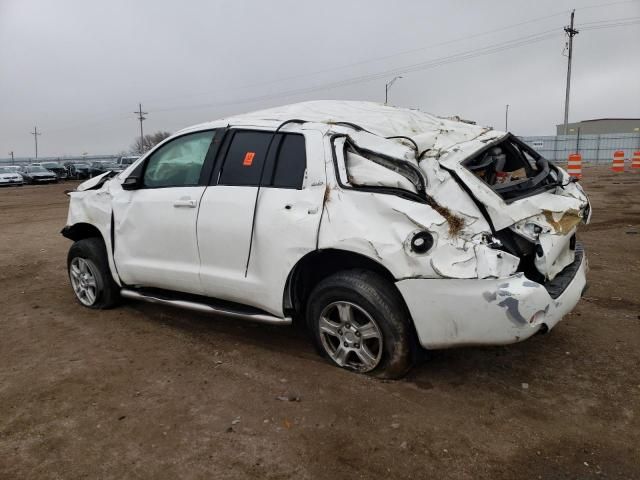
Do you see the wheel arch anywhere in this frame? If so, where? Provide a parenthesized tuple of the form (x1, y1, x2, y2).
(62, 220, 122, 287)
(61, 222, 104, 242)
(283, 248, 405, 320)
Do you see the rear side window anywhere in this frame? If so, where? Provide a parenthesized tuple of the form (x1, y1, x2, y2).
(268, 134, 306, 188)
(218, 130, 306, 188)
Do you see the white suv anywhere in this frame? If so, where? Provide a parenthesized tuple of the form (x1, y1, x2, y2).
(62, 101, 590, 378)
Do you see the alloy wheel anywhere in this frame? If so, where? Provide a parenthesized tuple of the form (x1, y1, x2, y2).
(318, 301, 383, 372)
(69, 257, 99, 306)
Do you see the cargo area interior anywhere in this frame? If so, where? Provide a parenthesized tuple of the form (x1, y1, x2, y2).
(464, 136, 559, 201)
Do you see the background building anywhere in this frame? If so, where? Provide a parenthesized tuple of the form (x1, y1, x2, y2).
(556, 118, 640, 135)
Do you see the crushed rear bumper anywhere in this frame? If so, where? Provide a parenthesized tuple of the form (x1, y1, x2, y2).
(397, 244, 587, 349)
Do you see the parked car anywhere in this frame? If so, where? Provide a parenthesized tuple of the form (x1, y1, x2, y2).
(62, 101, 590, 378)
(88, 161, 124, 177)
(40, 161, 68, 180)
(0, 166, 24, 186)
(116, 155, 139, 167)
(66, 162, 91, 179)
(21, 165, 58, 184)
(87, 162, 106, 177)
(100, 162, 125, 174)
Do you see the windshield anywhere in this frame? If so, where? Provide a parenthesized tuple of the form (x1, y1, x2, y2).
(28, 166, 49, 173)
(0, 167, 15, 174)
(42, 163, 58, 168)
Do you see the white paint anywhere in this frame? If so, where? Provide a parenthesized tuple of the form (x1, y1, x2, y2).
(198, 128, 326, 315)
(113, 185, 206, 294)
(64, 100, 590, 348)
(398, 254, 587, 348)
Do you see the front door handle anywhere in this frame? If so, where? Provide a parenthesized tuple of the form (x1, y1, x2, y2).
(173, 198, 197, 208)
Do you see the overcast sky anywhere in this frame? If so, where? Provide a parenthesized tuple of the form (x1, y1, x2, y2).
(1, 0, 638, 158)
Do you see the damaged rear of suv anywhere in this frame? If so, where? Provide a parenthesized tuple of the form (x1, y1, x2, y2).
(62, 101, 590, 378)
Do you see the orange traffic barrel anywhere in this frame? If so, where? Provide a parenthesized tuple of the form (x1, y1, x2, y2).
(567, 153, 582, 179)
(611, 150, 625, 173)
(632, 151, 640, 170)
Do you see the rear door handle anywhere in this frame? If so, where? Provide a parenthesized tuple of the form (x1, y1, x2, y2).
(173, 198, 197, 208)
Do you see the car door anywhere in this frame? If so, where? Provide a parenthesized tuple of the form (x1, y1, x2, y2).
(112, 129, 217, 294)
(197, 127, 326, 315)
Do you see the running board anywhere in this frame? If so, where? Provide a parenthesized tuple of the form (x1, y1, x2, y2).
(120, 289, 292, 326)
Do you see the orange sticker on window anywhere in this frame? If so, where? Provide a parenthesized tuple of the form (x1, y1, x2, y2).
(243, 151, 255, 166)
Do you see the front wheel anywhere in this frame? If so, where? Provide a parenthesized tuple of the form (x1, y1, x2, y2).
(67, 237, 120, 309)
(307, 269, 416, 379)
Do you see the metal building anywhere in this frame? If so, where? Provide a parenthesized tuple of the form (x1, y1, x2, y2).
(556, 118, 640, 135)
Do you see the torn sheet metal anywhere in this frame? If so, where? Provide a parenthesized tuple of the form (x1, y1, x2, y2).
(321, 136, 518, 281)
(535, 228, 577, 280)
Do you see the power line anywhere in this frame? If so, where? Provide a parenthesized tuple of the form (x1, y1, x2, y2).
(154, 29, 561, 114)
(581, 19, 640, 30)
(30, 2, 640, 136)
(158, 10, 569, 103)
(576, 0, 640, 11)
(579, 15, 640, 25)
(137, 1, 639, 107)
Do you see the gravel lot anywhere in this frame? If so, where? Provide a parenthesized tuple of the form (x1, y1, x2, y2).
(1, 166, 639, 479)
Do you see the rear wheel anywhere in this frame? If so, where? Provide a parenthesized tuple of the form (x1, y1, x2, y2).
(307, 269, 415, 379)
(67, 238, 120, 309)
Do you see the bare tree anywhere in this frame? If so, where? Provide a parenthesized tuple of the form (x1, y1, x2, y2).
(130, 131, 171, 154)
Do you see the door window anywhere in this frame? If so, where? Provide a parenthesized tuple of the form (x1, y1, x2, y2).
(143, 131, 215, 188)
(217, 130, 306, 188)
(267, 133, 307, 188)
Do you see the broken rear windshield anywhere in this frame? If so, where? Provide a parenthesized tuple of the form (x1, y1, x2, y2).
(463, 136, 559, 202)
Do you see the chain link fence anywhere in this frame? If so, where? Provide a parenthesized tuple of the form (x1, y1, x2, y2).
(520, 133, 640, 165)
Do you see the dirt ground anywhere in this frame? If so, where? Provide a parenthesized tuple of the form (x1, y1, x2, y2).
(0, 165, 639, 479)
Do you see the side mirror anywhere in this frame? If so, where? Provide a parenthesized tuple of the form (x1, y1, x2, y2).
(121, 176, 141, 190)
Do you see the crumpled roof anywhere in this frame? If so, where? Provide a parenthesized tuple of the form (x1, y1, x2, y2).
(197, 100, 499, 156)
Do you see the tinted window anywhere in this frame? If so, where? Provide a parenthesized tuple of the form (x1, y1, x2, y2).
(218, 130, 306, 188)
(268, 134, 306, 188)
(218, 131, 272, 186)
(143, 131, 214, 188)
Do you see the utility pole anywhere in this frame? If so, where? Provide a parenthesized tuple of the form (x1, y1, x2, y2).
(9, 151, 14, 162)
(385, 76, 403, 105)
(505, 104, 509, 131)
(563, 10, 579, 135)
(134, 103, 148, 154)
(31, 126, 41, 159)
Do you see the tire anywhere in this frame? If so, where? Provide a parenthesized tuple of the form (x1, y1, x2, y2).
(306, 269, 416, 379)
(67, 237, 120, 309)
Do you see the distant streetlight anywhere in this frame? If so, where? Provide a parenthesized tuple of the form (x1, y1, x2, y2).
(385, 76, 403, 105)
